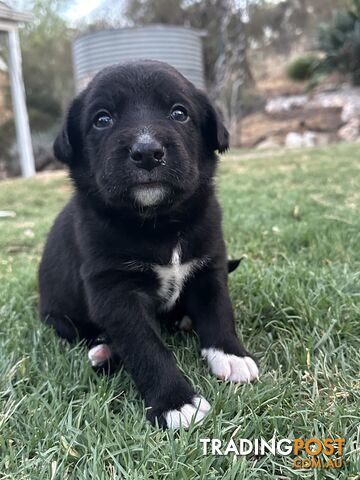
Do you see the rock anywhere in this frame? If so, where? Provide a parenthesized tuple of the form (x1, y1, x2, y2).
(303, 131, 317, 147)
(303, 107, 342, 132)
(241, 113, 300, 148)
(338, 118, 360, 142)
(256, 136, 282, 150)
(240, 84, 360, 148)
(312, 133, 333, 146)
(266, 95, 308, 114)
(307, 91, 345, 109)
(341, 100, 360, 122)
(285, 131, 330, 148)
(285, 132, 305, 148)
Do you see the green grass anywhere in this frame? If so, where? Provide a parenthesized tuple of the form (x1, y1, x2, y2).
(0, 145, 359, 479)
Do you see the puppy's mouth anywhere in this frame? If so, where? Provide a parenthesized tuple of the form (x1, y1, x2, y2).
(130, 182, 171, 207)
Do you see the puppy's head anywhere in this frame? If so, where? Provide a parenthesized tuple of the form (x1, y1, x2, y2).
(55, 61, 229, 213)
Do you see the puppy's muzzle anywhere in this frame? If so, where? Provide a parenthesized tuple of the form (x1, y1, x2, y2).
(130, 140, 166, 172)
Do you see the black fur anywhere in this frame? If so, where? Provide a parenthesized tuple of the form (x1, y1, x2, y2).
(39, 61, 255, 426)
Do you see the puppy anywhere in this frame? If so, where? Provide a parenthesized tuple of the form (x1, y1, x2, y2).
(39, 61, 259, 429)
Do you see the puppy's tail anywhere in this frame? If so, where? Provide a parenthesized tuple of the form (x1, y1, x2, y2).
(228, 257, 244, 273)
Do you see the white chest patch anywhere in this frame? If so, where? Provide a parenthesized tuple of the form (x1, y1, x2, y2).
(153, 246, 204, 311)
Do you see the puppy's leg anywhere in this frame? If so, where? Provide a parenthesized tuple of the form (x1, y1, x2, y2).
(184, 267, 259, 384)
(43, 314, 101, 343)
(159, 302, 193, 332)
(84, 274, 210, 428)
(43, 314, 80, 342)
(163, 260, 242, 334)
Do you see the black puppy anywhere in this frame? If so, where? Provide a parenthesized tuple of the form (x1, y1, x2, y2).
(39, 61, 258, 429)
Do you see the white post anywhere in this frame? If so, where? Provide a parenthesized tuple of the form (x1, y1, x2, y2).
(7, 27, 35, 177)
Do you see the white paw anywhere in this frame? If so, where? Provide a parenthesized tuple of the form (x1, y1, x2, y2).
(164, 395, 211, 429)
(202, 348, 259, 384)
(88, 343, 112, 367)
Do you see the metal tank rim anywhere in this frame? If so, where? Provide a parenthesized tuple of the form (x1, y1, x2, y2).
(73, 24, 207, 44)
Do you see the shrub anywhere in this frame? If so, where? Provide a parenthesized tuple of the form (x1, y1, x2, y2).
(287, 55, 322, 82)
(318, 0, 360, 85)
(3, 127, 58, 176)
(0, 119, 15, 163)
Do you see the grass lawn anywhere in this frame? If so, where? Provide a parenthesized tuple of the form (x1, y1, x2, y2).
(0, 144, 359, 479)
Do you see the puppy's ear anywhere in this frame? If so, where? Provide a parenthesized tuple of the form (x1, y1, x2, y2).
(54, 92, 85, 164)
(54, 125, 72, 164)
(197, 91, 229, 153)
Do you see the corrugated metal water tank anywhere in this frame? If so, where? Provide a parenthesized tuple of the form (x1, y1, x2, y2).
(72, 25, 205, 92)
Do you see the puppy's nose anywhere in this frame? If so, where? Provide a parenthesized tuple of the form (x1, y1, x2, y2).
(130, 141, 165, 171)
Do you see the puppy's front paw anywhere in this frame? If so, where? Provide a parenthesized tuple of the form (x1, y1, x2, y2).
(164, 395, 211, 429)
(202, 348, 259, 384)
(88, 343, 112, 367)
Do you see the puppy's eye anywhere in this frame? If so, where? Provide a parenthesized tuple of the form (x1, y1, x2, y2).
(93, 111, 114, 130)
(170, 105, 189, 123)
